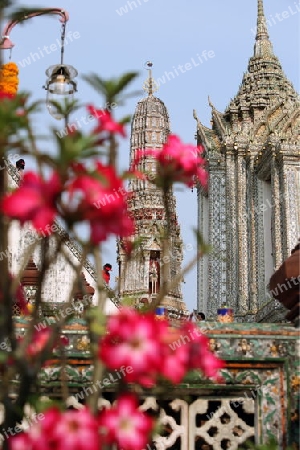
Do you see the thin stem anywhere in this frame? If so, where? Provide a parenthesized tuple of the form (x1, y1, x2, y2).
(88, 246, 105, 414)
(60, 347, 69, 403)
(108, 134, 117, 168)
(60, 22, 66, 65)
(149, 183, 205, 311)
(152, 185, 171, 310)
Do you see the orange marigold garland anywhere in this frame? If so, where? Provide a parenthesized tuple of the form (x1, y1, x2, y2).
(0, 62, 19, 96)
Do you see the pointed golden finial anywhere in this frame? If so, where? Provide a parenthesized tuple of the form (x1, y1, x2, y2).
(143, 61, 158, 96)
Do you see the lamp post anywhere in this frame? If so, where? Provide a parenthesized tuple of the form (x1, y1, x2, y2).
(0, 8, 78, 120)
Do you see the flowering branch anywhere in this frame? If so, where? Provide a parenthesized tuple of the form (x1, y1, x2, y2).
(0, 5, 224, 448)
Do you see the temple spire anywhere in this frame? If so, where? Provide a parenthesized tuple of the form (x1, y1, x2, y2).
(254, 0, 274, 57)
(118, 71, 187, 317)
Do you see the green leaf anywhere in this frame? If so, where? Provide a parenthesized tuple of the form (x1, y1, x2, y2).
(0, 352, 8, 363)
(85, 307, 107, 336)
(265, 394, 276, 405)
(46, 98, 81, 122)
(263, 409, 276, 423)
(121, 296, 136, 307)
(82, 72, 139, 106)
(244, 437, 279, 449)
(119, 114, 132, 125)
(7, 7, 66, 26)
(263, 378, 278, 385)
(29, 395, 63, 414)
(194, 229, 212, 255)
(220, 371, 235, 383)
(0, 1, 13, 10)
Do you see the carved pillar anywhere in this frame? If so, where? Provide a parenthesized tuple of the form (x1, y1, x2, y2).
(281, 159, 300, 255)
(230, 109, 239, 133)
(271, 156, 284, 269)
(117, 250, 126, 294)
(255, 178, 267, 307)
(197, 188, 209, 314)
(143, 252, 150, 294)
(207, 160, 227, 317)
(225, 151, 238, 306)
(236, 151, 249, 314)
(247, 155, 259, 312)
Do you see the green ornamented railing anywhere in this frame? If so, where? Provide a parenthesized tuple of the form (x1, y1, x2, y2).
(10, 318, 300, 449)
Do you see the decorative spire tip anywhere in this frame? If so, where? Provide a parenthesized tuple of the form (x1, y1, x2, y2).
(143, 61, 158, 96)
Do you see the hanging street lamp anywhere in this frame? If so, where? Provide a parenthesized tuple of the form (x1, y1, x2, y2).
(0, 8, 78, 120)
(44, 63, 78, 120)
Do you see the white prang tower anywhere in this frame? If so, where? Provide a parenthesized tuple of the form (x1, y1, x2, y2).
(117, 64, 188, 317)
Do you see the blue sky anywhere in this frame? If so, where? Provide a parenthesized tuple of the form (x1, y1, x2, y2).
(3, 0, 299, 312)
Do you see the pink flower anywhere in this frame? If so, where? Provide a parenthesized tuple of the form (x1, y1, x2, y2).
(99, 393, 153, 450)
(10, 408, 100, 450)
(66, 162, 134, 243)
(160, 326, 190, 384)
(9, 408, 59, 450)
(59, 335, 69, 346)
(100, 309, 224, 387)
(2, 171, 61, 234)
(0, 91, 15, 100)
(8, 274, 29, 314)
(182, 322, 224, 380)
(15, 286, 29, 314)
(87, 106, 126, 137)
(26, 328, 52, 357)
(28, 408, 59, 449)
(51, 408, 99, 450)
(99, 308, 163, 387)
(120, 238, 134, 257)
(199, 348, 225, 381)
(9, 433, 32, 450)
(90, 212, 133, 244)
(133, 134, 208, 188)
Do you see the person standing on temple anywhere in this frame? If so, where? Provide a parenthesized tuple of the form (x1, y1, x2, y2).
(16, 158, 25, 179)
(102, 263, 112, 285)
(197, 312, 206, 321)
(189, 310, 206, 322)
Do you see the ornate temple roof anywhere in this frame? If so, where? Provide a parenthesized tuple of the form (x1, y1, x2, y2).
(130, 95, 170, 149)
(128, 65, 174, 224)
(194, 0, 300, 151)
(226, 0, 298, 114)
(130, 66, 170, 152)
(128, 69, 174, 224)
